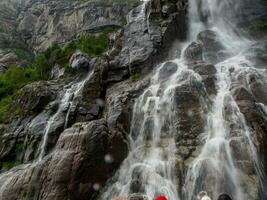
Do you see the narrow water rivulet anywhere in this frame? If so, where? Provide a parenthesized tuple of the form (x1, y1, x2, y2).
(38, 70, 94, 161)
(0, 0, 265, 199)
(184, 56, 266, 200)
(101, 0, 267, 199)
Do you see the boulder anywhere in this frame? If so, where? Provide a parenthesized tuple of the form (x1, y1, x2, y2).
(66, 58, 105, 125)
(231, 86, 255, 102)
(13, 81, 58, 114)
(69, 50, 90, 70)
(183, 42, 203, 63)
(197, 30, 228, 64)
(158, 62, 178, 81)
(190, 62, 217, 95)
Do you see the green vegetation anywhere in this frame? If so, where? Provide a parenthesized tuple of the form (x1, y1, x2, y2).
(250, 20, 267, 34)
(15, 143, 24, 152)
(129, 72, 141, 82)
(20, 188, 28, 198)
(1, 160, 21, 170)
(100, 106, 107, 118)
(0, 31, 112, 123)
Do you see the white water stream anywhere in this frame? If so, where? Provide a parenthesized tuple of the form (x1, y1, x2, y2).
(184, 56, 266, 200)
(184, 0, 266, 199)
(100, 0, 266, 199)
(0, 0, 266, 199)
(38, 70, 94, 161)
(101, 59, 200, 200)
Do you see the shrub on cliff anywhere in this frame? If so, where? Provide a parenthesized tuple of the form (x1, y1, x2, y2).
(0, 31, 112, 123)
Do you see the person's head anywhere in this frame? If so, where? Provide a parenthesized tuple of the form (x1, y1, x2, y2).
(197, 191, 208, 200)
(154, 195, 167, 200)
(217, 194, 233, 200)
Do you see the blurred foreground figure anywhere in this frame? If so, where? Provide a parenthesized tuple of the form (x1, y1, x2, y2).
(197, 191, 212, 200)
(217, 194, 233, 200)
(154, 195, 168, 200)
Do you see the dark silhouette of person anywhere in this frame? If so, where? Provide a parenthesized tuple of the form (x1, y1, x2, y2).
(217, 194, 233, 200)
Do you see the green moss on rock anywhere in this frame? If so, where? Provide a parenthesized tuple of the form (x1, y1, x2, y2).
(1, 160, 20, 170)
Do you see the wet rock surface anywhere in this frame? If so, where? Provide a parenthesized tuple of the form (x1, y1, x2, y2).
(70, 51, 91, 70)
(244, 41, 267, 69)
(0, 0, 267, 200)
(197, 30, 229, 64)
(107, 0, 187, 83)
(0, 120, 128, 200)
(183, 42, 203, 63)
(230, 67, 267, 177)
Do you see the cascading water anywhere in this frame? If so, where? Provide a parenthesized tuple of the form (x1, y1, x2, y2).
(38, 70, 94, 161)
(38, 88, 72, 161)
(183, 56, 266, 200)
(100, 59, 204, 200)
(187, 0, 251, 53)
(184, 0, 266, 199)
(0, 0, 265, 199)
(64, 70, 94, 129)
(101, 0, 266, 199)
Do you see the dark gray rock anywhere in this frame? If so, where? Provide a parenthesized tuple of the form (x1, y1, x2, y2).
(230, 67, 267, 183)
(0, 81, 63, 164)
(197, 30, 229, 64)
(107, 0, 187, 84)
(13, 81, 57, 114)
(17, 0, 133, 52)
(69, 50, 90, 70)
(173, 71, 209, 160)
(0, 119, 128, 200)
(190, 62, 217, 95)
(244, 41, 267, 69)
(68, 59, 105, 125)
(50, 64, 65, 80)
(159, 62, 178, 80)
(183, 42, 203, 63)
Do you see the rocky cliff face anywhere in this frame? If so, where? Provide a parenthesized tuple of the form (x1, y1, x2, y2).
(0, 0, 266, 200)
(0, 0, 133, 71)
(0, 0, 32, 71)
(17, 0, 132, 52)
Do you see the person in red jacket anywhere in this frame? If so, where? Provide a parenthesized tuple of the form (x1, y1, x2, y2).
(154, 195, 168, 200)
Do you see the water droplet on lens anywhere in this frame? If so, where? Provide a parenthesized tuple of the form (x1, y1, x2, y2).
(104, 154, 114, 164)
(93, 183, 101, 191)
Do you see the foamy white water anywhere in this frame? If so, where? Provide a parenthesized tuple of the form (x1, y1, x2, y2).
(100, 58, 205, 200)
(184, 0, 266, 198)
(100, 0, 266, 199)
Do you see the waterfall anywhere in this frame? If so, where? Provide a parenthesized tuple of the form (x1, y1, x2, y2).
(64, 70, 94, 129)
(101, 0, 266, 199)
(38, 70, 94, 161)
(38, 88, 72, 161)
(100, 59, 203, 200)
(183, 56, 266, 200)
(184, 0, 266, 199)
(188, 0, 251, 55)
